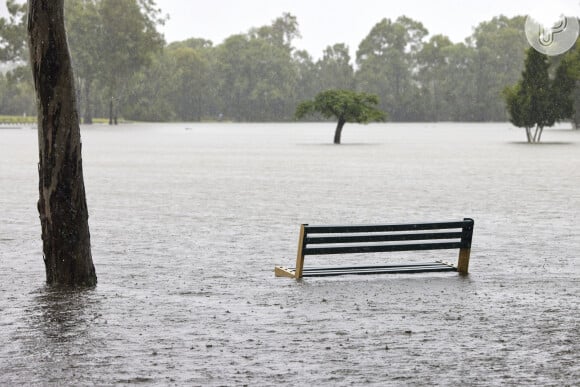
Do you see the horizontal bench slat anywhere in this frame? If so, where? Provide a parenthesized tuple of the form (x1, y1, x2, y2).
(294, 262, 453, 271)
(300, 263, 457, 277)
(304, 242, 463, 255)
(305, 221, 469, 234)
(306, 231, 463, 245)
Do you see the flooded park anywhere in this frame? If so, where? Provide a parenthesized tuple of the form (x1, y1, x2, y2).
(0, 122, 579, 385)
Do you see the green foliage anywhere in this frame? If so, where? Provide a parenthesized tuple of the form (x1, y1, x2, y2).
(62, 0, 165, 122)
(355, 16, 428, 121)
(503, 83, 533, 129)
(295, 89, 385, 123)
(565, 43, 580, 78)
(0, 114, 36, 124)
(469, 16, 529, 121)
(167, 38, 213, 51)
(561, 43, 580, 128)
(96, 0, 165, 122)
(0, 66, 35, 116)
(0, 0, 27, 62)
(314, 44, 354, 91)
(0, 7, 562, 124)
(416, 34, 454, 121)
(213, 14, 300, 121)
(551, 58, 575, 122)
(250, 12, 300, 49)
(503, 48, 571, 143)
(0, 0, 32, 116)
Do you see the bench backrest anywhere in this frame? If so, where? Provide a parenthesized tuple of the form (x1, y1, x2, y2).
(294, 218, 474, 277)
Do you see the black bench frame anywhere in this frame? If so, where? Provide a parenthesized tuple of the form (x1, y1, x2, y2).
(275, 218, 474, 279)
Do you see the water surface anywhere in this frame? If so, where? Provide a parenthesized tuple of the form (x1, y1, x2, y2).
(1, 123, 579, 385)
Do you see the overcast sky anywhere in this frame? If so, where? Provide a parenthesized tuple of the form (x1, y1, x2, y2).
(157, 0, 579, 58)
(2, 0, 579, 59)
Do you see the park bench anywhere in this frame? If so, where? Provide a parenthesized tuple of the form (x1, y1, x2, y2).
(274, 218, 474, 279)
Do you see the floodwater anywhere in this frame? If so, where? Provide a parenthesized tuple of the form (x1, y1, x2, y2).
(1, 122, 579, 385)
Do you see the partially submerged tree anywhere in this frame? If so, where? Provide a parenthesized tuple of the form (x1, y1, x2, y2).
(295, 89, 386, 144)
(503, 48, 567, 143)
(315, 44, 355, 91)
(28, 0, 97, 286)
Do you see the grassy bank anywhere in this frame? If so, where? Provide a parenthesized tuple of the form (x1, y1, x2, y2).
(0, 115, 36, 124)
(0, 116, 129, 125)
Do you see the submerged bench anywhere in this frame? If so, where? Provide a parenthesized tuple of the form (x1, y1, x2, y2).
(274, 218, 474, 279)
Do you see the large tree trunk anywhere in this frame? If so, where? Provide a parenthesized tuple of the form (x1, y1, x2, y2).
(28, 0, 97, 286)
(334, 118, 346, 144)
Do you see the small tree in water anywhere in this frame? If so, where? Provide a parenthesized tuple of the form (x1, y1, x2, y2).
(503, 48, 574, 143)
(28, 0, 97, 286)
(295, 89, 386, 144)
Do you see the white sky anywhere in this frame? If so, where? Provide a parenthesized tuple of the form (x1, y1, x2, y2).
(2, 0, 579, 59)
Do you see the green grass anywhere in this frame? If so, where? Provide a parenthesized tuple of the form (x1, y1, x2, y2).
(0, 116, 132, 125)
(0, 115, 36, 124)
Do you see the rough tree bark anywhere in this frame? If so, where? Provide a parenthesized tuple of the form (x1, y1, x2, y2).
(28, 0, 97, 286)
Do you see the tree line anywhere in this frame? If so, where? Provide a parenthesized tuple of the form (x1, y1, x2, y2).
(1, 0, 579, 124)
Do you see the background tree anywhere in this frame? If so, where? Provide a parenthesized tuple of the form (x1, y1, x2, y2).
(213, 34, 257, 121)
(295, 89, 386, 144)
(0, 65, 34, 115)
(503, 49, 555, 143)
(122, 50, 177, 121)
(0, 0, 27, 62)
(562, 42, 580, 128)
(214, 13, 300, 121)
(356, 16, 427, 121)
(315, 43, 354, 91)
(439, 42, 478, 121)
(0, 0, 34, 116)
(2, 0, 166, 123)
(469, 16, 528, 121)
(293, 49, 318, 106)
(165, 43, 212, 121)
(2, 8, 557, 124)
(97, 0, 165, 124)
(416, 34, 453, 121)
(27, 0, 96, 286)
(64, 0, 101, 124)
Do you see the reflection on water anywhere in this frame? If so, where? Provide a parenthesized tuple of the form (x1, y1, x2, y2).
(1, 123, 579, 385)
(31, 287, 97, 344)
(4, 287, 102, 384)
